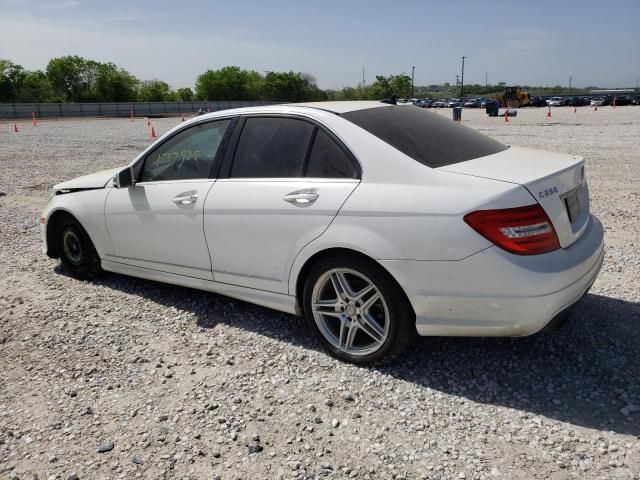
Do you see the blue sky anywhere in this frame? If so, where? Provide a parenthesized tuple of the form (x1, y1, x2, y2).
(1, 0, 638, 90)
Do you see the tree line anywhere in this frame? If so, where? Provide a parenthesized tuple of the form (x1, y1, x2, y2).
(0, 55, 596, 104)
(0, 56, 425, 103)
(0, 56, 329, 103)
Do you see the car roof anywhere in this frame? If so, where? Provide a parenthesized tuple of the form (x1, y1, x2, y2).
(190, 101, 392, 122)
(284, 101, 390, 114)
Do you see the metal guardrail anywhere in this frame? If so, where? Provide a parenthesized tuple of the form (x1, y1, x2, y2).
(0, 101, 277, 120)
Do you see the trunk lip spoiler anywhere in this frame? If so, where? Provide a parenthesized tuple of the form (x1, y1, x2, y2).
(437, 157, 585, 186)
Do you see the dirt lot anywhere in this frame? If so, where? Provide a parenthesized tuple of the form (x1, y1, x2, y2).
(0, 106, 639, 480)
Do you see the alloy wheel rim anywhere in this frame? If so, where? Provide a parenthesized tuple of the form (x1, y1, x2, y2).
(62, 229, 83, 266)
(311, 268, 389, 357)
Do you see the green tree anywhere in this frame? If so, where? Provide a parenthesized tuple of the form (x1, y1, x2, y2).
(325, 86, 367, 101)
(368, 74, 411, 99)
(176, 87, 194, 101)
(138, 80, 173, 101)
(262, 71, 325, 101)
(46, 55, 102, 101)
(14, 70, 54, 102)
(0, 59, 27, 102)
(94, 63, 138, 102)
(195, 66, 263, 100)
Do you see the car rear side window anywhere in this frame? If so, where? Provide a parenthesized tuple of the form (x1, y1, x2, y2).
(305, 130, 358, 178)
(342, 106, 508, 168)
(231, 117, 314, 178)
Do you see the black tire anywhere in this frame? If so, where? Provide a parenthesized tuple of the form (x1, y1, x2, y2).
(56, 215, 101, 280)
(302, 254, 415, 365)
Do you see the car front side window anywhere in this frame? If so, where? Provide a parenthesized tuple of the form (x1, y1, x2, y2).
(140, 119, 231, 182)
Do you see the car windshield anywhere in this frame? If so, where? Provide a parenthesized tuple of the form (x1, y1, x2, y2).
(342, 105, 509, 168)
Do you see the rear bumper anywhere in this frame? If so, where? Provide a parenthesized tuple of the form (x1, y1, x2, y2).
(380, 215, 605, 337)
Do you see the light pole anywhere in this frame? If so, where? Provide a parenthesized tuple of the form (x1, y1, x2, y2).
(411, 66, 415, 98)
(460, 56, 466, 97)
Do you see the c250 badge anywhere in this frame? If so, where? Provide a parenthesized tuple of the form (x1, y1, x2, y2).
(538, 186, 558, 198)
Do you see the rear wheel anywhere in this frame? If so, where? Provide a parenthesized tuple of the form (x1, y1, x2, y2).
(56, 215, 101, 280)
(303, 255, 415, 365)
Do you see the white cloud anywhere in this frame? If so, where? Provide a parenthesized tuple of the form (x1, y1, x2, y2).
(40, 0, 79, 9)
(0, 13, 374, 88)
(0, 14, 309, 88)
(0, 0, 30, 6)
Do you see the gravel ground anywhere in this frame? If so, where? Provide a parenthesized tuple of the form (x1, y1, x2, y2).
(0, 106, 638, 480)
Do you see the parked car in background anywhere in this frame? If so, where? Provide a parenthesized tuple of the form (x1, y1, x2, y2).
(447, 98, 463, 108)
(613, 95, 631, 106)
(463, 98, 481, 108)
(568, 97, 587, 107)
(479, 98, 492, 108)
(548, 97, 569, 107)
(41, 101, 604, 364)
(415, 98, 433, 108)
(431, 99, 447, 108)
(530, 96, 548, 107)
(631, 96, 640, 105)
(590, 97, 608, 107)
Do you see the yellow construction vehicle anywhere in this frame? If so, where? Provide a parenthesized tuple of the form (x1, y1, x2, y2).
(494, 86, 531, 108)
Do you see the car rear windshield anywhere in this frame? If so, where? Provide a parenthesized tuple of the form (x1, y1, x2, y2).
(342, 106, 508, 168)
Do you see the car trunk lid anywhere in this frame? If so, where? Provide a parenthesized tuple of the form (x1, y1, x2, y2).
(439, 146, 590, 248)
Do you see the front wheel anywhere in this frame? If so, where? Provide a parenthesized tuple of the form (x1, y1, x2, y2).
(57, 215, 101, 280)
(303, 255, 415, 365)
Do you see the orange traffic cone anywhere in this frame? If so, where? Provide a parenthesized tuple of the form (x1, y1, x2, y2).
(181, 114, 185, 122)
(574, 107, 577, 113)
(32, 112, 37, 126)
(546, 107, 551, 117)
(594, 106, 598, 111)
(13, 123, 19, 133)
(130, 109, 134, 122)
(147, 118, 150, 126)
(150, 126, 157, 139)
(504, 110, 509, 122)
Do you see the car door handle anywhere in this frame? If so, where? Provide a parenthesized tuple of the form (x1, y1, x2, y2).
(283, 190, 319, 205)
(173, 192, 198, 205)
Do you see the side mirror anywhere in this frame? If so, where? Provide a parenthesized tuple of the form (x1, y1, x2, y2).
(114, 167, 134, 189)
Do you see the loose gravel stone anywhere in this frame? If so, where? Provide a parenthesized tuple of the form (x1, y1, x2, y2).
(96, 442, 114, 453)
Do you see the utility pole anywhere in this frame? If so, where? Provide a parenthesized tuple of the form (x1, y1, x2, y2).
(362, 67, 365, 89)
(460, 56, 466, 97)
(569, 75, 572, 90)
(411, 66, 415, 98)
(485, 72, 488, 87)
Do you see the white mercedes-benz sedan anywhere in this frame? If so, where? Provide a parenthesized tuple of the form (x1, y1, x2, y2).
(40, 101, 604, 364)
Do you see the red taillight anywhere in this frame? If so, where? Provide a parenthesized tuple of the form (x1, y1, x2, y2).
(463, 204, 560, 255)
